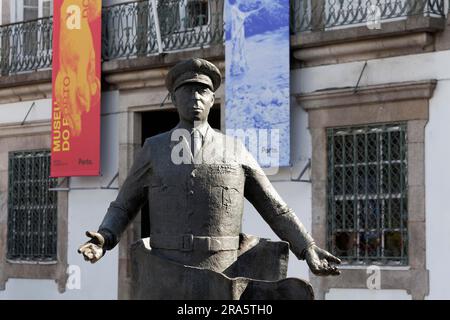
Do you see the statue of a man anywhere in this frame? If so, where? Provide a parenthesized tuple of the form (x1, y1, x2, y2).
(78, 58, 340, 299)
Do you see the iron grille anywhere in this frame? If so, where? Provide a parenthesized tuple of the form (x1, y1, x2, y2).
(0, 17, 53, 75)
(327, 123, 408, 265)
(102, 0, 224, 60)
(7, 150, 58, 262)
(291, 0, 446, 33)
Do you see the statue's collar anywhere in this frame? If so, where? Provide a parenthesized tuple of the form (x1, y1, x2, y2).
(174, 122, 210, 138)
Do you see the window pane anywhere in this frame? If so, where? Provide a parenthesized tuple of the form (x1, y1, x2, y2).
(158, 0, 181, 35)
(42, 0, 53, 17)
(327, 123, 408, 265)
(24, 0, 39, 20)
(185, 0, 209, 28)
(335, 231, 356, 258)
(7, 150, 58, 262)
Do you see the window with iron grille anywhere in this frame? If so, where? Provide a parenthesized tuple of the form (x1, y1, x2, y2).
(327, 123, 408, 265)
(7, 150, 58, 262)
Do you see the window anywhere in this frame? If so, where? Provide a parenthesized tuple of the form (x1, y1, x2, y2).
(23, 0, 39, 21)
(185, 0, 209, 28)
(14, 0, 53, 22)
(157, 1, 178, 36)
(158, 0, 209, 35)
(41, 0, 53, 18)
(5, 0, 53, 74)
(7, 150, 58, 262)
(327, 123, 408, 265)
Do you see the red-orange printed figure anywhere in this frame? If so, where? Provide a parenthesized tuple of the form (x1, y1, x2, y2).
(54, 0, 101, 137)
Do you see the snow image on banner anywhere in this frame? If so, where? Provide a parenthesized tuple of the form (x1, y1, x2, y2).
(51, 0, 102, 177)
(225, 0, 290, 169)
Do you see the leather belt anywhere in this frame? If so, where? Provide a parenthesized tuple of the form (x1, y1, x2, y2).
(150, 234, 240, 252)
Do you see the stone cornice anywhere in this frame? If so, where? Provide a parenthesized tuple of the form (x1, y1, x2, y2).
(102, 44, 224, 74)
(0, 69, 51, 88)
(0, 120, 50, 138)
(292, 16, 445, 49)
(103, 44, 225, 90)
(296, 80, 437, 111)
(104, 60, 225, 91)
(294, 33, 434, 67)
(291, 17, 446, 67)
(0, 70, 52, 104)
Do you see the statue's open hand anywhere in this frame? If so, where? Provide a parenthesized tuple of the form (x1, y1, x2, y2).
(77, 231, 105, 264)
(305, 244, 341, 276)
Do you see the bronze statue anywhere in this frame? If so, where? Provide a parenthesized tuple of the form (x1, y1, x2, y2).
(78, 58, 340, 299)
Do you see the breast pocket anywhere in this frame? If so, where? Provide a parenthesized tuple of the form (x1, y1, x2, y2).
(211, 185, 241, 213)
(149, 183, 166, 213)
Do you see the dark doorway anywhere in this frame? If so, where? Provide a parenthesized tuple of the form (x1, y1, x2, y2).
(140, 105, 221, 238)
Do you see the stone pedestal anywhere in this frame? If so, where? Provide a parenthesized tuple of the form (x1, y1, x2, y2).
(130, 235, 314, 300)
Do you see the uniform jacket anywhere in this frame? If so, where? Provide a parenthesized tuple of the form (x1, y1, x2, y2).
(98, 123, 314, 265)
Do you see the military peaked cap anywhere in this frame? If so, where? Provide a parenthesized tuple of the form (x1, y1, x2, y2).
(166, 58, 222, 93)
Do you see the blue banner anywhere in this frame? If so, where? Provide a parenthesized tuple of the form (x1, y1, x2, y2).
(225, 0, 290, 169)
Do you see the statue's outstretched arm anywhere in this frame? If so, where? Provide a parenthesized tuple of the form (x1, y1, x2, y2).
(241, 144, 340, 276)
(98, 140, 152, 250)
(78, 140, 152, 262)
(242, 161, 314, 259)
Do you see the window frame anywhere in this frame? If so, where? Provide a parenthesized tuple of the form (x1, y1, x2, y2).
(297, 80, 435, 300)
(326, 123, 409, 266)
(182, 0, 210, 30)
(12, 0, 53, 23)
(0, 123, 68, 293)
(6, 149, 59, 264)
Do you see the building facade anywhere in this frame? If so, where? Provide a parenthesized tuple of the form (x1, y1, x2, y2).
(0, 0, 449, 299)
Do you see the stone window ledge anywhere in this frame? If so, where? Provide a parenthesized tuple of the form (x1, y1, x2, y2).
(0, 262, 68, 293)
(6, 259, 58, 265)
(313, 268, 429, 300)
(337, 265, 411, 271)
(299, 80, 437, 112)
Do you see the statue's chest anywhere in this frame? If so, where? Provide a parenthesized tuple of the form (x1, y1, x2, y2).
(149, 162, 245, 193)
(147, 162, 246, 234)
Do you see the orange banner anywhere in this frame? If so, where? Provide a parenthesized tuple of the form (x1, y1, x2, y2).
(51, 0, 101, 177)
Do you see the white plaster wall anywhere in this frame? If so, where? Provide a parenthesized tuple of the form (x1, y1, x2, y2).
(242, 181, 312, 280)
(293, 50, 450, 95)
(242, 96, 313, 281)
(0, 98, 52, 124)
(0, 91, 120, 299)
(293, 50, 450, 299)
(423, 80, 450, 300)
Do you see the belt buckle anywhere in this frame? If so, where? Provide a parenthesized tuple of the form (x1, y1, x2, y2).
(181, 234, 194, 252)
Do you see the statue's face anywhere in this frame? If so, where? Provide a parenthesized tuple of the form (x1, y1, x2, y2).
(173, 83, 215, 124)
